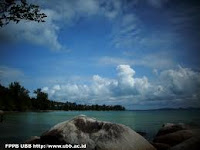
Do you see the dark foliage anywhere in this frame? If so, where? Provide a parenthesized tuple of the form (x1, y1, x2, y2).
(0, 82, 31, 111)
(0, 82, 125, 111)
(0, 0, 47, 27)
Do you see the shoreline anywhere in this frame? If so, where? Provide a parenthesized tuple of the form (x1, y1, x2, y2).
(32, 109, 126, 112)
(2, 108, 200, 113)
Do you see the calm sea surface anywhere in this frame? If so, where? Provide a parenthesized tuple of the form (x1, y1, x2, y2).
(0, 110, 200, 147)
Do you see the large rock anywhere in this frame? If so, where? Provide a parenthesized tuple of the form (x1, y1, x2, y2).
(27, 115, 156, 150)
(169, 136, 200, 150)
(153, 123, 200, 150)
(154, 129, 197, 146)
(156, 123, 187, 137)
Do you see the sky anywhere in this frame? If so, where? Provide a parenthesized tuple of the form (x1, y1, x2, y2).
(0, 0, 200, 110)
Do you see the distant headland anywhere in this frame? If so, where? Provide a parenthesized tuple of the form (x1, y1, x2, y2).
(129, 107, 200, 111)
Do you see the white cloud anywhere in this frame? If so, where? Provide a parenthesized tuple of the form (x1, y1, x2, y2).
(117, 65, 135, 88)
(91, 75, 114, 95)
(153, 69, 158, 75)
(0, 0, 124, 51)
(53, 0, 123, 21)
(76, 0, 100, 16)
(98, 52, 174, 69)
(99, 56, 130, 65)
(53, 85, 61, 91)
(99, 0, 122, 19)
(43, 65, 150, 102)
(42, 65, 200, 108)
(0, 9, 63, 51)
(42, 87, 49, 92)
(160, 65, 200, 95)
(1, 0, 174, 52)
(109, 6, 176, 50)
(111, 13, 140, 48)
(0, 0, 176, 52)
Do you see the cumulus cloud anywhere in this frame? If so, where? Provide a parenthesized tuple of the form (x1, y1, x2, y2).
(117, 65, 135, 88)
(53, 85, 61, 91)
(42, 65, 150, 102)
(42, 65, 200, 108)
(160, 66, 200, 95)
(2, 65, 197, 109)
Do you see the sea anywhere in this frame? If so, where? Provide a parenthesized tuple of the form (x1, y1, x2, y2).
(0, 110, 200, 148)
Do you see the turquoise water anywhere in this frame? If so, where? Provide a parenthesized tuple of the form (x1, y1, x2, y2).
(0, 110, 200, 147)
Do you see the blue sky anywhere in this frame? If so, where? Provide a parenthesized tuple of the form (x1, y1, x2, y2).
(0, 0, 200, 109)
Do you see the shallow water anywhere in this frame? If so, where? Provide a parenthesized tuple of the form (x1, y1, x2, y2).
(0, 110, 200, 147)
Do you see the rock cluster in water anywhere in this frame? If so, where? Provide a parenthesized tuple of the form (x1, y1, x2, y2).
(26, 115, 155, 150)
(152, 123, 200, 150)
(26, 115, 200, 150)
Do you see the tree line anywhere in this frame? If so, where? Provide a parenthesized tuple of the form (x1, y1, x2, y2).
(0, 82, 125, 111)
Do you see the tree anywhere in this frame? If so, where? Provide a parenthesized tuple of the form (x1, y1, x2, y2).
(9, 82, 30, 111)
(0, 83, 9, 110)
(34, 88, 48, 101)
(33, 88, 49, 110)
(0, 0, 47, 27)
